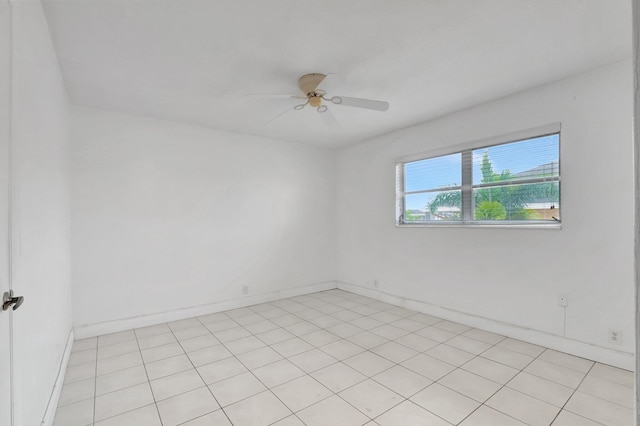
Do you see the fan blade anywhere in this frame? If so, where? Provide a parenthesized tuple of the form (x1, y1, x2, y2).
(318, 108, 340, 129)
(246, 94, 306, 100)
(264, 106, 294, 125)
(328, 96, 389, 111)
(315, 73, 338, 92)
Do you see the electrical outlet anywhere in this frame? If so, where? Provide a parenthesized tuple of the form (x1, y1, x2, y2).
(557, 295, 568, 307)
(373, 280, 379, 289)
(242, 286, 249, 296)
(608, 329, 622, 345)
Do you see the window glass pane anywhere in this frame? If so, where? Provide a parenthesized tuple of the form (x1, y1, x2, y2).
(397, 130, 560, 226)
(472, 182, 560, 221)
(404, 153, 461, 192)
(404, 191, 462, 222)
(472, 134, 559, 185)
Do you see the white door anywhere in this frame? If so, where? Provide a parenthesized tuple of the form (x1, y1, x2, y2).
(0, 1, 12, 425)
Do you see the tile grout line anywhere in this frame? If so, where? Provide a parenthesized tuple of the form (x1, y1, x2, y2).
(133, 327, 165, 426)
(548, 362, 606, 426)
(255, 293, 401, 425)
(196, 298, 335, 425)
(451, 339, 548, 425)
(323, 301, 552, 425)
(387, 309, 571, 425)
(84, 332, 159, 425)
(212, 292, 399, 424)
(200, 312, 303, 422)
(92, 338, 97, 426)
(260, 292, 442, 424)
(294, 292, 466, 424)
(170, 317, 236, 425)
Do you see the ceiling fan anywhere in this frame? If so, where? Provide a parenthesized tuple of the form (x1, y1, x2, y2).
(255, 73, 389, 124)
(292, 73, 389, 113)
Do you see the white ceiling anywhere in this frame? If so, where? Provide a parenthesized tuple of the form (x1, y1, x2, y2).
(43, 0, 631, 147)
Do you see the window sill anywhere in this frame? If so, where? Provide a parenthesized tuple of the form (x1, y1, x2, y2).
(396, 222, 562, 230)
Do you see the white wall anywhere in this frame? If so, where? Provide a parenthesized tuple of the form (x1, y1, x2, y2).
(11, 2, 72, 425)
(71, 107, 336, 328)
(336, 61, 635, 361)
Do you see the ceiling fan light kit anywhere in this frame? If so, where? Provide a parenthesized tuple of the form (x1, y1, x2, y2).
(309, 96, 322, 108)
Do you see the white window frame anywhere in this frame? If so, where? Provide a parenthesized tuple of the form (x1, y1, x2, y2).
(396, 123, 562, 229)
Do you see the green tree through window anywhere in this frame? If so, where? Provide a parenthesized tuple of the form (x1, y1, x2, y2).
(426, 150, 559, 221)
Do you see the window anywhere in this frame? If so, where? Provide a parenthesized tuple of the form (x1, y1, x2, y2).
(397, 129, 560, 226)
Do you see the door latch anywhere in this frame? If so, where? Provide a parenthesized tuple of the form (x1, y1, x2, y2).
(2, 290, 23, 311)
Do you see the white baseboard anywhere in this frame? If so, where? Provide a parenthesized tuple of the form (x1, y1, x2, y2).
(74, 281, 338, 340)
(41, 329, 74, 426)
(337, 281, 635, 371)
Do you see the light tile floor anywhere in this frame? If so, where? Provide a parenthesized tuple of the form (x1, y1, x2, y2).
(54, 290, 635, 426)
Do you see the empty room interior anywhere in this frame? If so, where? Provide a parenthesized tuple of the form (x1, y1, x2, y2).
(0, 1, 637, 425)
